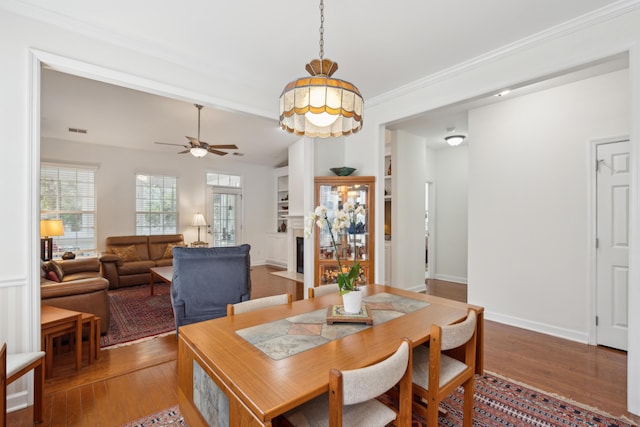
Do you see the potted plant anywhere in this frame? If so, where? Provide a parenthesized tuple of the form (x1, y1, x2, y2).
(306, 202, 366, 313)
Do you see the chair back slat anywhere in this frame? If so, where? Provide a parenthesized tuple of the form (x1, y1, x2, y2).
(440, 310, 476, 351)
(228, 293, 291, 315)
(341, 340, 410, 405)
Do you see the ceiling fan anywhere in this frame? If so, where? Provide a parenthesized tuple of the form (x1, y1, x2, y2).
(155, 104, 238, 157)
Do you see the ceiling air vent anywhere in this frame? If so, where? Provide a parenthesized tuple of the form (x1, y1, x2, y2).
(68, 127, 88, 134)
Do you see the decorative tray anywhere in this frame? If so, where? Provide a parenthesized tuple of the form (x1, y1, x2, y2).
(326, 304, 373, 325)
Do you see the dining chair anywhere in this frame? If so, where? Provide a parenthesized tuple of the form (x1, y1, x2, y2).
(2, 342, 46, 425)
(227, 293, 292, 316)
(412, 308, 477, 427)
(308, 283, 339, 299)
(283, 337, 413, 427)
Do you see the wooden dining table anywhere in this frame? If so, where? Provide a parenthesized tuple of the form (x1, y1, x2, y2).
(177, 284, 484, 427)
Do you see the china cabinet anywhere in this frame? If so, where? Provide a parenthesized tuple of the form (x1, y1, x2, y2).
(314, 176, 375, 286)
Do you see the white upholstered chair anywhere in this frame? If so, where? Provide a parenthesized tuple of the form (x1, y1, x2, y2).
(412, 309, 477, 427)
(308, 283, 340, 299)
(1, 342, 46, 425)
(283, 338, 413, 427)
(227, 293, 292, 316)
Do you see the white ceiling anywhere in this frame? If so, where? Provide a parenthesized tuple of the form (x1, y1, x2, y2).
(8, 0, 627, 165)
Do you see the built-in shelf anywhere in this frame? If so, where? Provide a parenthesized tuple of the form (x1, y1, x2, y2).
(276, 171, 289, 232)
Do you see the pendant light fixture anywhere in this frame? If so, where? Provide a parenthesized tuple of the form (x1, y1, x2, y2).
(279, 0, 363, 138)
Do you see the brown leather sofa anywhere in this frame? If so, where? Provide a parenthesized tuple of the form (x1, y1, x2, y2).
(99, 234, 184, 289)
(40, 257, 110, 334)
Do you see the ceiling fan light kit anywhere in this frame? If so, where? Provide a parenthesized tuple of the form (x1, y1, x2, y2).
(190, 147, 208, 157)
(279, 0, 363, 138)
(155, 104, 238, 157)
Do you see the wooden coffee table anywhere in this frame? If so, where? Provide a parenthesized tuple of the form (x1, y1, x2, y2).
(149, 266, 173, 295)
(40, 304, 82, 378)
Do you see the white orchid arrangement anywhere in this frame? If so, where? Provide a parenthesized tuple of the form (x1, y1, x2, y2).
(305, 201, 366, 294)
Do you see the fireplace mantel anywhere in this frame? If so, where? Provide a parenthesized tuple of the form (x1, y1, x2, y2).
(284, 215, 304, 273)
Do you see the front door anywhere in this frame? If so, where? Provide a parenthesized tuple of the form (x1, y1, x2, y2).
(596, 140, 630, 350)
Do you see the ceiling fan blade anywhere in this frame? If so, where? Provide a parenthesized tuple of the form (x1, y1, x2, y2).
(186, 136, 202, 147)
(155, 141, 187, 147)
(178, 149, 190, 154)
(208, 148, 229, 156)
(209, 144, 238, 149)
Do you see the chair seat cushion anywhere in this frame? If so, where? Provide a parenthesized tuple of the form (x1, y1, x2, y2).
(117, 260, 156, 275)
(7, 351, 45, 379)
(413, 345, 469, 389)
(283, 393, 396, 427)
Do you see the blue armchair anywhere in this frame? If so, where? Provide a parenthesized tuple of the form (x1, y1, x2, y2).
(170, 244, 251, 333)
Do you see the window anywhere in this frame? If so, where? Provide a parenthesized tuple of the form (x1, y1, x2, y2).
(40, 163, 97, 258)
(206, 173, 242, 247)
(136, 174, 177, 235)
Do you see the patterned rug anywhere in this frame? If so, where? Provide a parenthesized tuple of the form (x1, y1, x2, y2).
(100, 283, 175, 348)
(122, 372, 636, 426)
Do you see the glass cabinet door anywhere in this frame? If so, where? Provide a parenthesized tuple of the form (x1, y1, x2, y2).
(314, 176, 375, 286)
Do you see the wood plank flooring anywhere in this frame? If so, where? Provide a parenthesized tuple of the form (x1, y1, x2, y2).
(7, 269, 638, 426)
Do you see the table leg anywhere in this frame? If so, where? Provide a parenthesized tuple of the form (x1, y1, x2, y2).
(475, 311, 484, 375)
(150, 271, 155, 296)
(74, 314, 82, 371)
(45, 335, 53, 379)
(88, 315, 95, 365)
(94, 317, 101, 360)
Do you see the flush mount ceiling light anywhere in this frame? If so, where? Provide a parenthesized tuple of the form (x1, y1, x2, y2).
(279, 0, 363, 138)
(445, 135, 466, 146)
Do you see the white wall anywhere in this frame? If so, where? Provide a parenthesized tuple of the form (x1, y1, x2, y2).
(391, 130, 427, 290)
(434, 146, 469, 283)
(41, 138, 273, 262)
(468, 69, 629, 338)
(354, 8, 640, 414)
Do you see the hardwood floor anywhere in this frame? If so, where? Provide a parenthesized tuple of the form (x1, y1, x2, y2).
(8, 270, 638, 426)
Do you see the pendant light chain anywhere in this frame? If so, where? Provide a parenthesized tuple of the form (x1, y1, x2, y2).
(319, 0, 325, 60)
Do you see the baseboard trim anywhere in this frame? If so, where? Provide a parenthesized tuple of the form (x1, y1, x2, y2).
(406, 284, 427, 293)
(433, 274, 468, 285)
(6, 389, 28, 414)
(485, 310, 589, 344)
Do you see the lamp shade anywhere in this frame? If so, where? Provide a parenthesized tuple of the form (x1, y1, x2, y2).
(40, 219, 64, 238)
(191, 213, 208, 227)
(280, 59, 363, 138)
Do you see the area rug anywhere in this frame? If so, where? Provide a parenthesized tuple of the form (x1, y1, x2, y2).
(100, 283, 175, 349)
(122, 372, 636, 426)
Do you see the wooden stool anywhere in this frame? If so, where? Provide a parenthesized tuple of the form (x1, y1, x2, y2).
(40, 305, 82, 378)
(80, 313, 96, 364)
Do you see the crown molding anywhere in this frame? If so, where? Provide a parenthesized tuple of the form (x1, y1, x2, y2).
(367, 0, 640, 107)
(1, 0, 274, 119)
(3, 0, 639, 113)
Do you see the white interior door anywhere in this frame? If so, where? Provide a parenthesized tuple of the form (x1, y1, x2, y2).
(596, 140, 630, 350)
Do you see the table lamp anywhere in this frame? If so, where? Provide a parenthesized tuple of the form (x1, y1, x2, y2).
(191, 212, 208, 246)
(40, 219, 64, 261)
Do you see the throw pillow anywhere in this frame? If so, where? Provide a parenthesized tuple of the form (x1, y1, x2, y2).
(162, 242, 184, 259)
(48, 260, 65, 281)
(46, 270, 60, 282)
(40, 260, 47, 279)
(111, 245, 141, 262)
